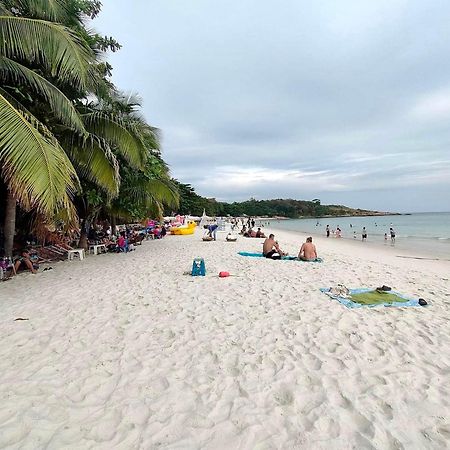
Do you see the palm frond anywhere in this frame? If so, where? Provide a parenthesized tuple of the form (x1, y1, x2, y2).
(66, 135, 120, 196)
(0, 16, 95, 90)
(0, 3, 12, 15)
(0, 56, 86, 133)
(125, 178, 179, 209)
(16, 0, 71, 22)
(82, 111, 147, 169)
(0, 92, 78, 217)
(146, 178, 179, 208)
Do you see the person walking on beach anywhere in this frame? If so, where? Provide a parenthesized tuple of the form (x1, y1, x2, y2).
(326, 225, 330, 238)
(263, 234, 285, 259)
(298, 237, 318, 261)
(362, 227, 367, 241)
(390, 227, 396, 243)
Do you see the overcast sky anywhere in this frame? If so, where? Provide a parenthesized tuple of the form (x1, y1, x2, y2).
(95, 0, 450, 212)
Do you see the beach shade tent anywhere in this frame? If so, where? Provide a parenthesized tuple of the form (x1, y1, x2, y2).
(199, 209, 213, 228)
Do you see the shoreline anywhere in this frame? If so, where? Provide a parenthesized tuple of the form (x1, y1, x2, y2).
(267, 214, 450, 261)
(269, 225, 450, 262)
(1, 228, 449, 448)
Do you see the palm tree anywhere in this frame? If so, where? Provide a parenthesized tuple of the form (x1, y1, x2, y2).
(0, 8, 94, 254)
(0, 1, 150, 254)
(1, 0, 178, 255)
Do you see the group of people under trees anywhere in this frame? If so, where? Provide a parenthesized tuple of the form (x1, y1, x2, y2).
(263, 234, 318, 261)
(1, 222, 169, 279)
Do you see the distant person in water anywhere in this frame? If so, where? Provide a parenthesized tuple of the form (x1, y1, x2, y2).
(354, 231, 357, 239)
(263, 234, 285, 259)
(362, 227, 367, 241)
(390, 227, 396, 243)
(384, 233, 388, 241)
(326, 225, 330, 238)
(298, 237, 318, 261)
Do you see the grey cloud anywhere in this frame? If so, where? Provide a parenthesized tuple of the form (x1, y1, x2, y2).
(96, 0, 450, 212)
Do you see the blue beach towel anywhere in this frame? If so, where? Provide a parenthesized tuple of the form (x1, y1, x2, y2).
(238, 252, 323, 262)
(320, 288, 422, 309)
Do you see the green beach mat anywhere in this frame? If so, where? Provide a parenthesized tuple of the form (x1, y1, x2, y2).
(320, 288, 422, 308)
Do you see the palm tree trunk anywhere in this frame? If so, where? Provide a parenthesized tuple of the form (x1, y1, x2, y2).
(111, 215, 116, 236)
(78, 218, 89, 250)
(4, 191, 16, 257)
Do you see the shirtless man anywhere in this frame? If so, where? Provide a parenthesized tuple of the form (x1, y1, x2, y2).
(298, 237, 318, 261)
(262, 234, 284, 259)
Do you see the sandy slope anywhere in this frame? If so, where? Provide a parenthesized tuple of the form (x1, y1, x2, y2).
(0, 229, 449, 449)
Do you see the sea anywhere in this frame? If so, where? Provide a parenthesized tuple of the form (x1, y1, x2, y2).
(266, 212, 450, 260)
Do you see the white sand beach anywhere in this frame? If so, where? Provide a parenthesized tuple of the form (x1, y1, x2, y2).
(0, 229, 449, 449)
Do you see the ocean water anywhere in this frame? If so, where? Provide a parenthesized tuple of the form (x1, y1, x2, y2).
(266, 212, 450, 259)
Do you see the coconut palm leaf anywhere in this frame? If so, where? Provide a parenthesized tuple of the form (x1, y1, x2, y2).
(0, 16, 94, 90)
(0, 92, 77, 216)
(15, 0, 71, 22)
(66, 135, 120, 196)
(82, 111, 147, 169)
(125, 178, 179, 209)
(0, 56, 86, 133)
(0, 3, 12, 15)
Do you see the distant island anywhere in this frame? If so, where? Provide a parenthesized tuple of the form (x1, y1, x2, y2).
(171, 181, 397, 219)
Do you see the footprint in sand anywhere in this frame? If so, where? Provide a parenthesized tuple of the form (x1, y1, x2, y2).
(273, 386, 294, 406)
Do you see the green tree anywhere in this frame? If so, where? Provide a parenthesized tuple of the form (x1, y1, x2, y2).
(0, 0, 175, 254)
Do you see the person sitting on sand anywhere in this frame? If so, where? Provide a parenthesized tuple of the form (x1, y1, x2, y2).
(118, 232, 129, 252)
(240, 225, 247, 235)
(14, 249, 38, 274)
(255, 228, 266, 238)
(262, 234, 285, 259)
(298, 237, 318, 261)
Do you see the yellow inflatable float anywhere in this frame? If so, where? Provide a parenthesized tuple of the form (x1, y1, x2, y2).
(170, 221, 197, 235)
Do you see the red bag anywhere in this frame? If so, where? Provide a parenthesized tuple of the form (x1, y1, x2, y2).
(219, 271, 230, 278)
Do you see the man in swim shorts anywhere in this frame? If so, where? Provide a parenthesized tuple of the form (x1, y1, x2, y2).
(262, 234, 285, 259)
(298, 237, 318, 261)
(390, 227, 396, 243)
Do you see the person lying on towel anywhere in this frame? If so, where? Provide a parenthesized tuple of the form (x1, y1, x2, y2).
(263, 234, 286, 259)
(298, 237, 318, 261)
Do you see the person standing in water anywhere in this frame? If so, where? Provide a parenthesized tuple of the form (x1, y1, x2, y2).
(362, 227, 367, 241)
(326, 225, 330, 238)
(390, 227, 396, 243)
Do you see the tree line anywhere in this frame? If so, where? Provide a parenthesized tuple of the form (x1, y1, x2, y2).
(172, 181, 378, 218)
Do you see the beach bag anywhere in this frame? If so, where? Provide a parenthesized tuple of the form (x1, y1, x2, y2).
(191, 258, 206, 276)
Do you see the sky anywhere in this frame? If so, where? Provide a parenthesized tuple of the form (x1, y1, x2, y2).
(95, 0, 450, 212)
